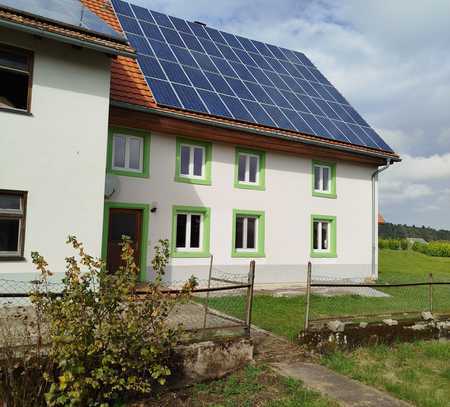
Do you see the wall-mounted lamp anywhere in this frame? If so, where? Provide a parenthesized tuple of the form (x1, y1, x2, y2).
(150, 201, 158, 213)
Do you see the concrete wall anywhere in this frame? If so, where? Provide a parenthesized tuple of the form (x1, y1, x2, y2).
(0, 28, 111, 281)
(107, 130, 379, 285)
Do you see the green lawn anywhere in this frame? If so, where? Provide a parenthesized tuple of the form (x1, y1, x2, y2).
(207, 250, 450, 340)
(203, 251, 450, 407)
(139, 364, 338, 407)
(322, 341, 450, 407)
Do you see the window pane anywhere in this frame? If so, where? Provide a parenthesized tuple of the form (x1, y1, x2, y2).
(247, 217, 256, 249)
(321, 222, 328, 250)
(193, 147, 204, 176)
(190, 214, 201, 248)
(0, 194, 21, 210)
(249, 156, 258, 183)
(180, 145, 190, 175)
(238, 154, 246, 181)
(235, 217, 244, 249)
(176, 214, 187, 248)
(314, 166, 321, 190)
(0, 218, 20, 252)
(128, 137, 142, 170)
(313, 221, 319, 250)
(110, 212, 137, 241)
(0, 50, 28, 71)
(113, 135, 126, 168)
(322, 167, 330, 191)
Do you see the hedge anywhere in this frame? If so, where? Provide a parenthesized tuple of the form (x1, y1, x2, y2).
(378, 238, 408, 250)
(412, 241, 450, 257)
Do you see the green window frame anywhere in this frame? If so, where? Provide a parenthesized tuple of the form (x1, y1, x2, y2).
(234, 147, 266, 190)
(101, 201, 150, 282)
(312, 160, 336, 198)
(311, 214, 337, 258)
(232, 209, 265, 258)
(175, 137, 212, 185)
(107, 127, 150, 178)
(171, 205, 211, 258)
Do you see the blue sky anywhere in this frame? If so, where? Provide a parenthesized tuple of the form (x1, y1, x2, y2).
(132, 0, 450, 229)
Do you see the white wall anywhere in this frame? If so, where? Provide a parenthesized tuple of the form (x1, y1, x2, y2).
(108, 130, 378, 285)
(0, 28, 111, 281)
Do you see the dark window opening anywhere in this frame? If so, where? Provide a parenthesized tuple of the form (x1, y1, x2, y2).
(0, 45, 33, 112)
(0, 190, 27, 260)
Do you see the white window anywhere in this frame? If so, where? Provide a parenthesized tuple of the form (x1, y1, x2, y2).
(180, 144, 205, 179)
(314, 164, 332, 193)
(175, 212, 203, 251)
(112, 133, 144, 173)
(235, 216, 258, 251)
(313, 220, 330, 252)
(238, 153, 259, 184)
(0, 191, 27, 258)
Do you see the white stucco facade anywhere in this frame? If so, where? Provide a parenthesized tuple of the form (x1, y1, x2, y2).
(0, 28, 111, 280)
(107, 129, 379, 285)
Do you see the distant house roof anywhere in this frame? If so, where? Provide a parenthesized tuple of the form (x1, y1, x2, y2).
(378, 214, 385, 224)
(80, 0, 400, 162)
(0, 0, 134, 57)
(406, 238, 428, 244)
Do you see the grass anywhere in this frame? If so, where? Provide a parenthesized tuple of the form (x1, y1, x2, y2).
(207, 250, 450, 340)
(322, 341, 450, 407)
(138, 364, 338, 406)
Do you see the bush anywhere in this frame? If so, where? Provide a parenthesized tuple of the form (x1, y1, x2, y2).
(379, 238, 408, 251)
(412, 241, 450, 257)
(29, 236, 195, 406)
(400, 239, 408, 250)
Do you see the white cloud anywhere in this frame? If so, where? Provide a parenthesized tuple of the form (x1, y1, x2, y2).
(385, 154, 450, 182)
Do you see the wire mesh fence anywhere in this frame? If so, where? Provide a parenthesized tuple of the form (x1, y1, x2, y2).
(0, 260, 256, 342)
(304, 263, 450, 330)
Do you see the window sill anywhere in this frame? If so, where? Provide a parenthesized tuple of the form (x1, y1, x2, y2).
(175, 175, 211, 186)
(0, 106, 32, 116)
(310, 252, 337, 258)
(231, 251, 265, 258)
(107, 169, 149, 179)
(234, 182, 265, 191)
(171, 250, 211, 258)
(0, 256, 26, 262)
(312, 191, 337, 199)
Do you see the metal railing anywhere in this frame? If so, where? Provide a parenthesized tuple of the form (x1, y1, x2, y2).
(304, 262, 450, 331)
(0, 259, 256, 340)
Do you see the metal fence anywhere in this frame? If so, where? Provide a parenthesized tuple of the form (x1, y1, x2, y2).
(304, 262, 450, 331)
(0, 259, 256, 341)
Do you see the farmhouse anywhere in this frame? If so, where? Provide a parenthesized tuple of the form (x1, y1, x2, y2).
(0, 0, 400, 286)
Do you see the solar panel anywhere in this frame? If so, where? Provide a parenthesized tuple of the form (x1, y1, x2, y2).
(111, 0, 393, 152)
(0, 0, 124, 41)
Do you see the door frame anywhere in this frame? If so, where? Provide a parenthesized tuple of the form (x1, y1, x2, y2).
(102, 201, 150, 282)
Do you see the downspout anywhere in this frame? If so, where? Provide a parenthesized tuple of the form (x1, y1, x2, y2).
(371, 160, 393, 279)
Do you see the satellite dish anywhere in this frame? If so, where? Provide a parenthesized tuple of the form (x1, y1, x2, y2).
(105, 174, 120, 199)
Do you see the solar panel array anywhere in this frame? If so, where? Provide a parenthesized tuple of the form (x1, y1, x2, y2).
(0, 0, 124, 41)
(111, 0, 392, 152)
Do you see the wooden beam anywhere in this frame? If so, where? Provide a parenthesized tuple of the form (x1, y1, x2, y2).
(109, 106, 386, 166)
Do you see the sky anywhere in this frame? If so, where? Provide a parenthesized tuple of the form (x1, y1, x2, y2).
(133, 0, 450, 229)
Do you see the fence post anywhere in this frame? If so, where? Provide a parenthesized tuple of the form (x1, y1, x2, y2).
(304, 261, 312, 332)
(202, 254, 214, 330)
(429, 273, 433, 314)
(245, 260, 256, 337)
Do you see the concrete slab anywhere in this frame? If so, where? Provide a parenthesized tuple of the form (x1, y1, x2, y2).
(271, 361, 412, 407)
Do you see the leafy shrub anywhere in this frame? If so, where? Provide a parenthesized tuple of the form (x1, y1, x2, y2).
(379, 239, 408, 250)
(412, 241, 450, 257)
(400, 239, 408, 250)
(29, 236, 195, 406)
